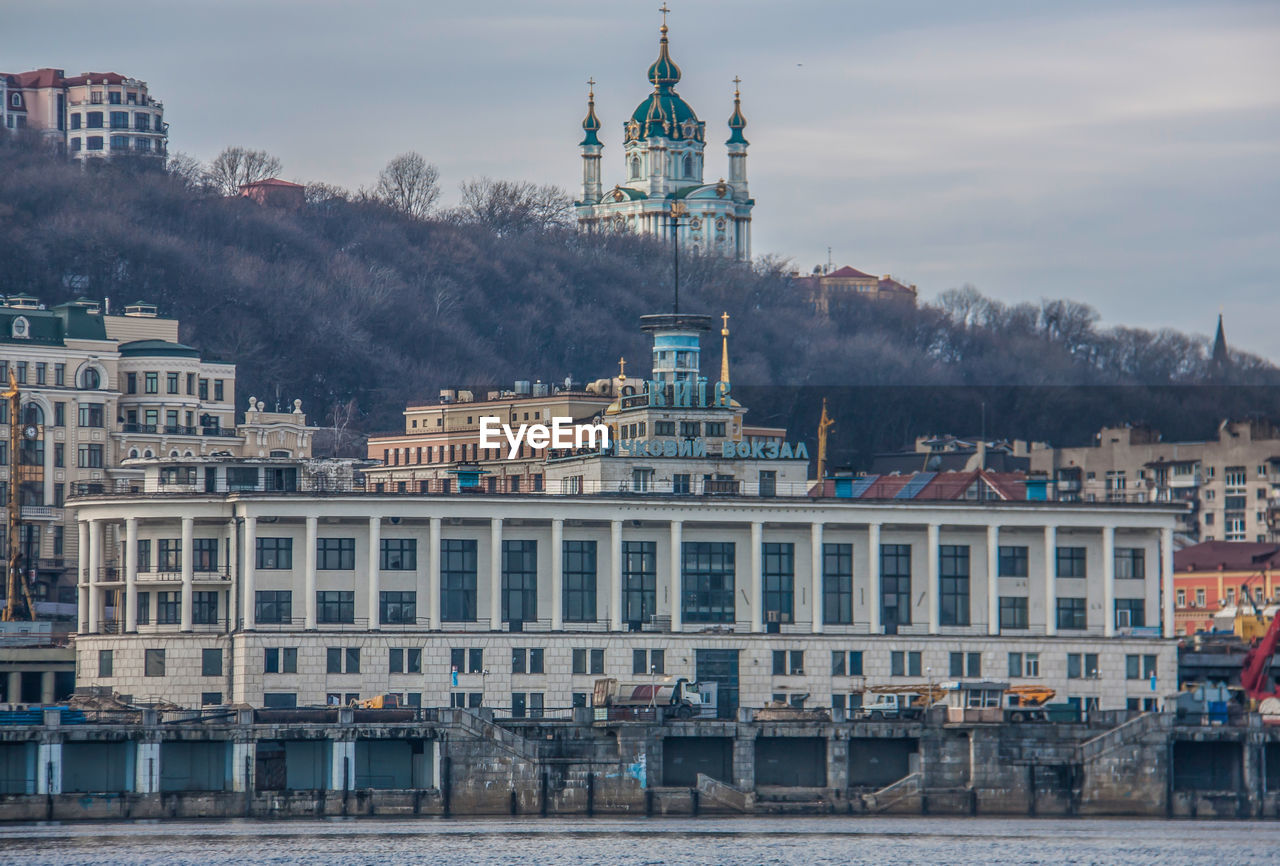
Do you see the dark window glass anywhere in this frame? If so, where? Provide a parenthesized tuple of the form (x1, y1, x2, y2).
(144, 649, 165, 677)
(193, 538, 218, 572)
(823, 543, 853, 624)
(201, 648, 222, 677)
(939, 544, 970, 626)
(256, 538, 293, 570)
(317, 590, 355, 624)
(157, 591, 180, 624)
(1056, 546, 1087, 578)
(317, 538, 355, 570)
(880, 544, 912, 632)
(192, 591, 218, 624)
(380, 590, 417, 625)
(380, 538, 416, 570)
(1115, 548, 1145, 580)
(999, 596, 1028, 630)
(762, 542, 794, 624)
(998, 545, 1028, 577)
(441, 539, 478, 622)
(255, 590, 292, 624)
(501, 540, 537, 624)
(1115, 598, 1145, 628)
(563, 540, 597, 622)
(682, 541, 735, 623)
(1056, 597, 1087, 630)
(621, 541, 657, 625)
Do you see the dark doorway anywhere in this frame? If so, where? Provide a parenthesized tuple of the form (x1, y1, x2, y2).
(848, 737, 916, 787)
(695, 649, 739, 719)
(663, 737, 732, 787)
(755, 737, 826, 787)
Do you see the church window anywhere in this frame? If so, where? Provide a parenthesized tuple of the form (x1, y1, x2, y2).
(683, 154, 693, 178)
(630, 156, 641, 179)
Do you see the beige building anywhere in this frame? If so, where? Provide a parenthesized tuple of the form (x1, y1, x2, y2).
(0, 295, 311, 626)
(1029, 420, 1280, 544)
(1, 68, 167, 159)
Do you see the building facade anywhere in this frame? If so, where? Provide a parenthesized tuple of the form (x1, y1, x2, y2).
(1, 68, 167, 159)
(574, 14, 754, 261)
(71, 467, 1181, 714)
(0, 295, 310, 623)
(1171, 541, 1280, 635)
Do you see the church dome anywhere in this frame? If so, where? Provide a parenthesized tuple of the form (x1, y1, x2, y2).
(627, 22, 703, 141)
(727, 79, 748, 146)
(580, 82, 602, 147)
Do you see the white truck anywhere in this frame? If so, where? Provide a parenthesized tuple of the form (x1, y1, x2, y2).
(856, 692, 925, 721)
(592, 677, 714, 720)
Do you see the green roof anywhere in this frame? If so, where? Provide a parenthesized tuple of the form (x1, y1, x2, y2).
(118, 339, 200, 358)
(0, 303, 108, 346)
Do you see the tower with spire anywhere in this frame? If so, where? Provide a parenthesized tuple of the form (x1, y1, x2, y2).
(575, 7, 754, 261)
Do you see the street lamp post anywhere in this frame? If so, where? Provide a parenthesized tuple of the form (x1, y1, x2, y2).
(669, 202, 688, 314)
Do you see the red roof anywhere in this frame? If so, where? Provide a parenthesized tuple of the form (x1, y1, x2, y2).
(825, 266, 877, 280)
(1174, 541, 1280, 573)
(241, 178, 305, 189)
(808, 469, 1028, 500)
(62, 72, 131, 87)
(9, 68, 65, 88)
(878, 276, 914, 293)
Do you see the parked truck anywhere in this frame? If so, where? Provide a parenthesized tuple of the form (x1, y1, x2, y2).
(854, 685, 946, 721)
(592, 677, 711, 719)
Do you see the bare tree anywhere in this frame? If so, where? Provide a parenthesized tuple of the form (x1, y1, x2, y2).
(374, 152, 440, 219)
(452, 177, 572, 235)
(305, 181, 351, 206)
(165, 151, 208, 191)
(206, 146, 283, 197)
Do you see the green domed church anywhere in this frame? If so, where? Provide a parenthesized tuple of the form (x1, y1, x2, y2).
(575, 10, 754, 261)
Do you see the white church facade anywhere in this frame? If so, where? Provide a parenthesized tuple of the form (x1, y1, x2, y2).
(574, 13, 754, 261)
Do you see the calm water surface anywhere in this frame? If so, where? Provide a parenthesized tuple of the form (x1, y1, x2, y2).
(1, 816, 1277, 865)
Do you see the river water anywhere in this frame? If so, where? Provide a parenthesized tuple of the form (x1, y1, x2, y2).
(1, 816, 1277, 865)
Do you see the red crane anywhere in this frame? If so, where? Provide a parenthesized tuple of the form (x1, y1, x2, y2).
(1239, 605, 1280, 700)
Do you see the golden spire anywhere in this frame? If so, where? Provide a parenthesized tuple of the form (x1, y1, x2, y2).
(817, 398, 836, 481)
(719, 311, 731, 384)
(617, 356, 627, 381)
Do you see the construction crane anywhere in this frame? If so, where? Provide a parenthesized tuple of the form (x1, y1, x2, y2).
(816, 398, 835, 481)
(3, 370, 37, 622)
(1240, 600, 1280, 723)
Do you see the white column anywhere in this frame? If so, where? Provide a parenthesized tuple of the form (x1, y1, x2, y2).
(87, 519, 101, 634)
(225, 519, 237, 635)
(1161, 526, 1175, 638)
(231, 742, 255, 792)
(550, 518, 564, 630)
(77, 521, 89, 634)
(243, 516, 257, 628)
(986, 524, 999, 636)
(1044, 525, 1057, 636)
(125, 518, 138, 632)
(1102, 525, 1116, 637)
(331, 740, 356, 791)
(867, 522, 881, 634)
(136, 742, 160, 794)
(926, 523, 940, 634)
(180, 516, 194, 631)
(489, 517, 503, 628)
(428, 517, 441, 629)
(610, 520, 623, 630)
(304, 516, 318, 630)
(810, 522, 824, 634)
(750, 521, 763, 632)
(669, 520, 682, 632)
(368, 516, 382, 629)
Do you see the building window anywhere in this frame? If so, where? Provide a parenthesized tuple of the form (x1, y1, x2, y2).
(192, 591, 218, 624)
(317, 591, 355, 624)
(166, 371, 179, 394)
(157, 538, 181, 571)
(654, 421, 675, 436)
(193, 538, 218, 572)
(949, 651, 981, 678)
(632, 648, 664, 675)
(441, 539, 478, 622)
(390, 647, 423, 674)
(1008, 652, 1039, 678)
(214, 380, 225, 402)
(1056, 597, 1087, 630)
(563, 540, 597, 623)
(256, 591, 293, 624)
(998, 545, 1028, 577)
(87, 111, 103, 128)
(573, 648, 604, 675)
(144, 371, 158, 393)
(880, 544, 912, 632)
(201, 648, 223, 677)
(137, 593, 150, 625)
(890, 651, 921, 677)
(327, 647, 361, 674)
(380, 591, 417, 625)
(316, 538, 355, 570)
(831, 650, 863, 676)
(758, 470, 777, 497)
(54, 401, 65, 426)
(54, 444, 64, 468)
(939, 544, 970, 626)
(512, 647, 544, 675)
(682, 541, 736, 623)
(771, 649, 804, 675)
(501, 540, 538, 624)
(1115, 548, 1145, 580)
(380, 538, 416, 570)
(822, 543, 853, 625)
(1067, 653, 1099, 679)
(1115, 598, 1145, 628)
(98, 650, 113, 678)
(762, 542, 794, 625)
(1126, 654, 1158, 680)
(78, 403, 104, 427)
(999, 596, 1028, 629)
(157, 591, 181, 624)
(622, 541, 657, 625)
(256, 537, 293, 569)
(144, 649, 165, 677)
(1056, 546, 1087, 578)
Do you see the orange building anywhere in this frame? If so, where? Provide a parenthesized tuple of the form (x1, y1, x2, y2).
(1172, 541, 1280, 634)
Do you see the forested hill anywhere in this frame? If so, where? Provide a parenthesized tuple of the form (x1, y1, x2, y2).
(1, 136, 1276, 468)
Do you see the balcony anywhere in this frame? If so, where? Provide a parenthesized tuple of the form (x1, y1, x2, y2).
(20, 505, 64, 521)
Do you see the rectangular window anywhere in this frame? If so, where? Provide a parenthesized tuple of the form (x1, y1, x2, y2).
(144, 649, 165, 677)
(145, 371, 158, 394)
(948, 651, 981, 678)
(880, 544, 912, 631)
(441, 539, 478, 622)
(77, 443, 104, 468)
(264, 647, 298, 674)
(762, 542, 794, 624)
(621, 541, 657, 625)
(1056, 597, 1087, 630)
(563, 540, 597, 623)
(380, 590, 417, 625)
(380, 538, 417, 570)
(673, 473, 691, 494)
(55, 364, 65, 386)
(682, 541, 736, 623)
(317, 538, 355, 570)
(998, 545, 1028, 577)
(166, 371, 179, 394)
(390, 648, 404, 673)
(54, 444, 64, 468)
(256, 537, 293, 569)
(501, 540, 538, 624)
(98, 649, 113, 678)
(890, 651, 922, 677)
(255, 590, 292, 624)
(317, 591, 355, 624)
(327, 648, 343, 674)
(201, 648, 222, 677)
(54, 402, 65, 426)
(999, 596, 1028, 629)
(939, 544, 970, 626)
(822, 543, 853, 625)
(157, 591, 181, 624)
(193, 538, 218, 572)
(158, 538, 182, 571)
(572, 648, 606, 676)
(1056, 546, 1087, 578)
(192, 591, 218, 625)
(1115, 548, 1145, 580)
(1115, 598, 1146, 628)
(632, 649, 665, 675)
(214, 380, 225, 402)
(137, 593, 150, 625)
(704, 422, 726, 437)
(35, 362, 46, 385)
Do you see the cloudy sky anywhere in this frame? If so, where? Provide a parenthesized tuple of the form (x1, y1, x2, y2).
(10, 1, 1280, 356)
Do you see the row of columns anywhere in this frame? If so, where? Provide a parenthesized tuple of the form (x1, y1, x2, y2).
(82, 516, 1177, 638)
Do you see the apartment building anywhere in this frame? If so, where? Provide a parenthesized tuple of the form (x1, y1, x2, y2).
(1, 68, 167, 159)
(0, 295, 310, 624)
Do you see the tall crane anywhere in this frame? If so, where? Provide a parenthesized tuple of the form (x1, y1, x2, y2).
(3, 370, 36, 622)
(816, 398, 835, 482)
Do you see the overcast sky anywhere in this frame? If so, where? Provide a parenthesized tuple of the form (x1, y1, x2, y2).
(9, 1, 1279, 357)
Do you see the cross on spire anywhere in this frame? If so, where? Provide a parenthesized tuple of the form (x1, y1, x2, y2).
(587, 77, 596, 98)
(659, 3, 670, 26)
